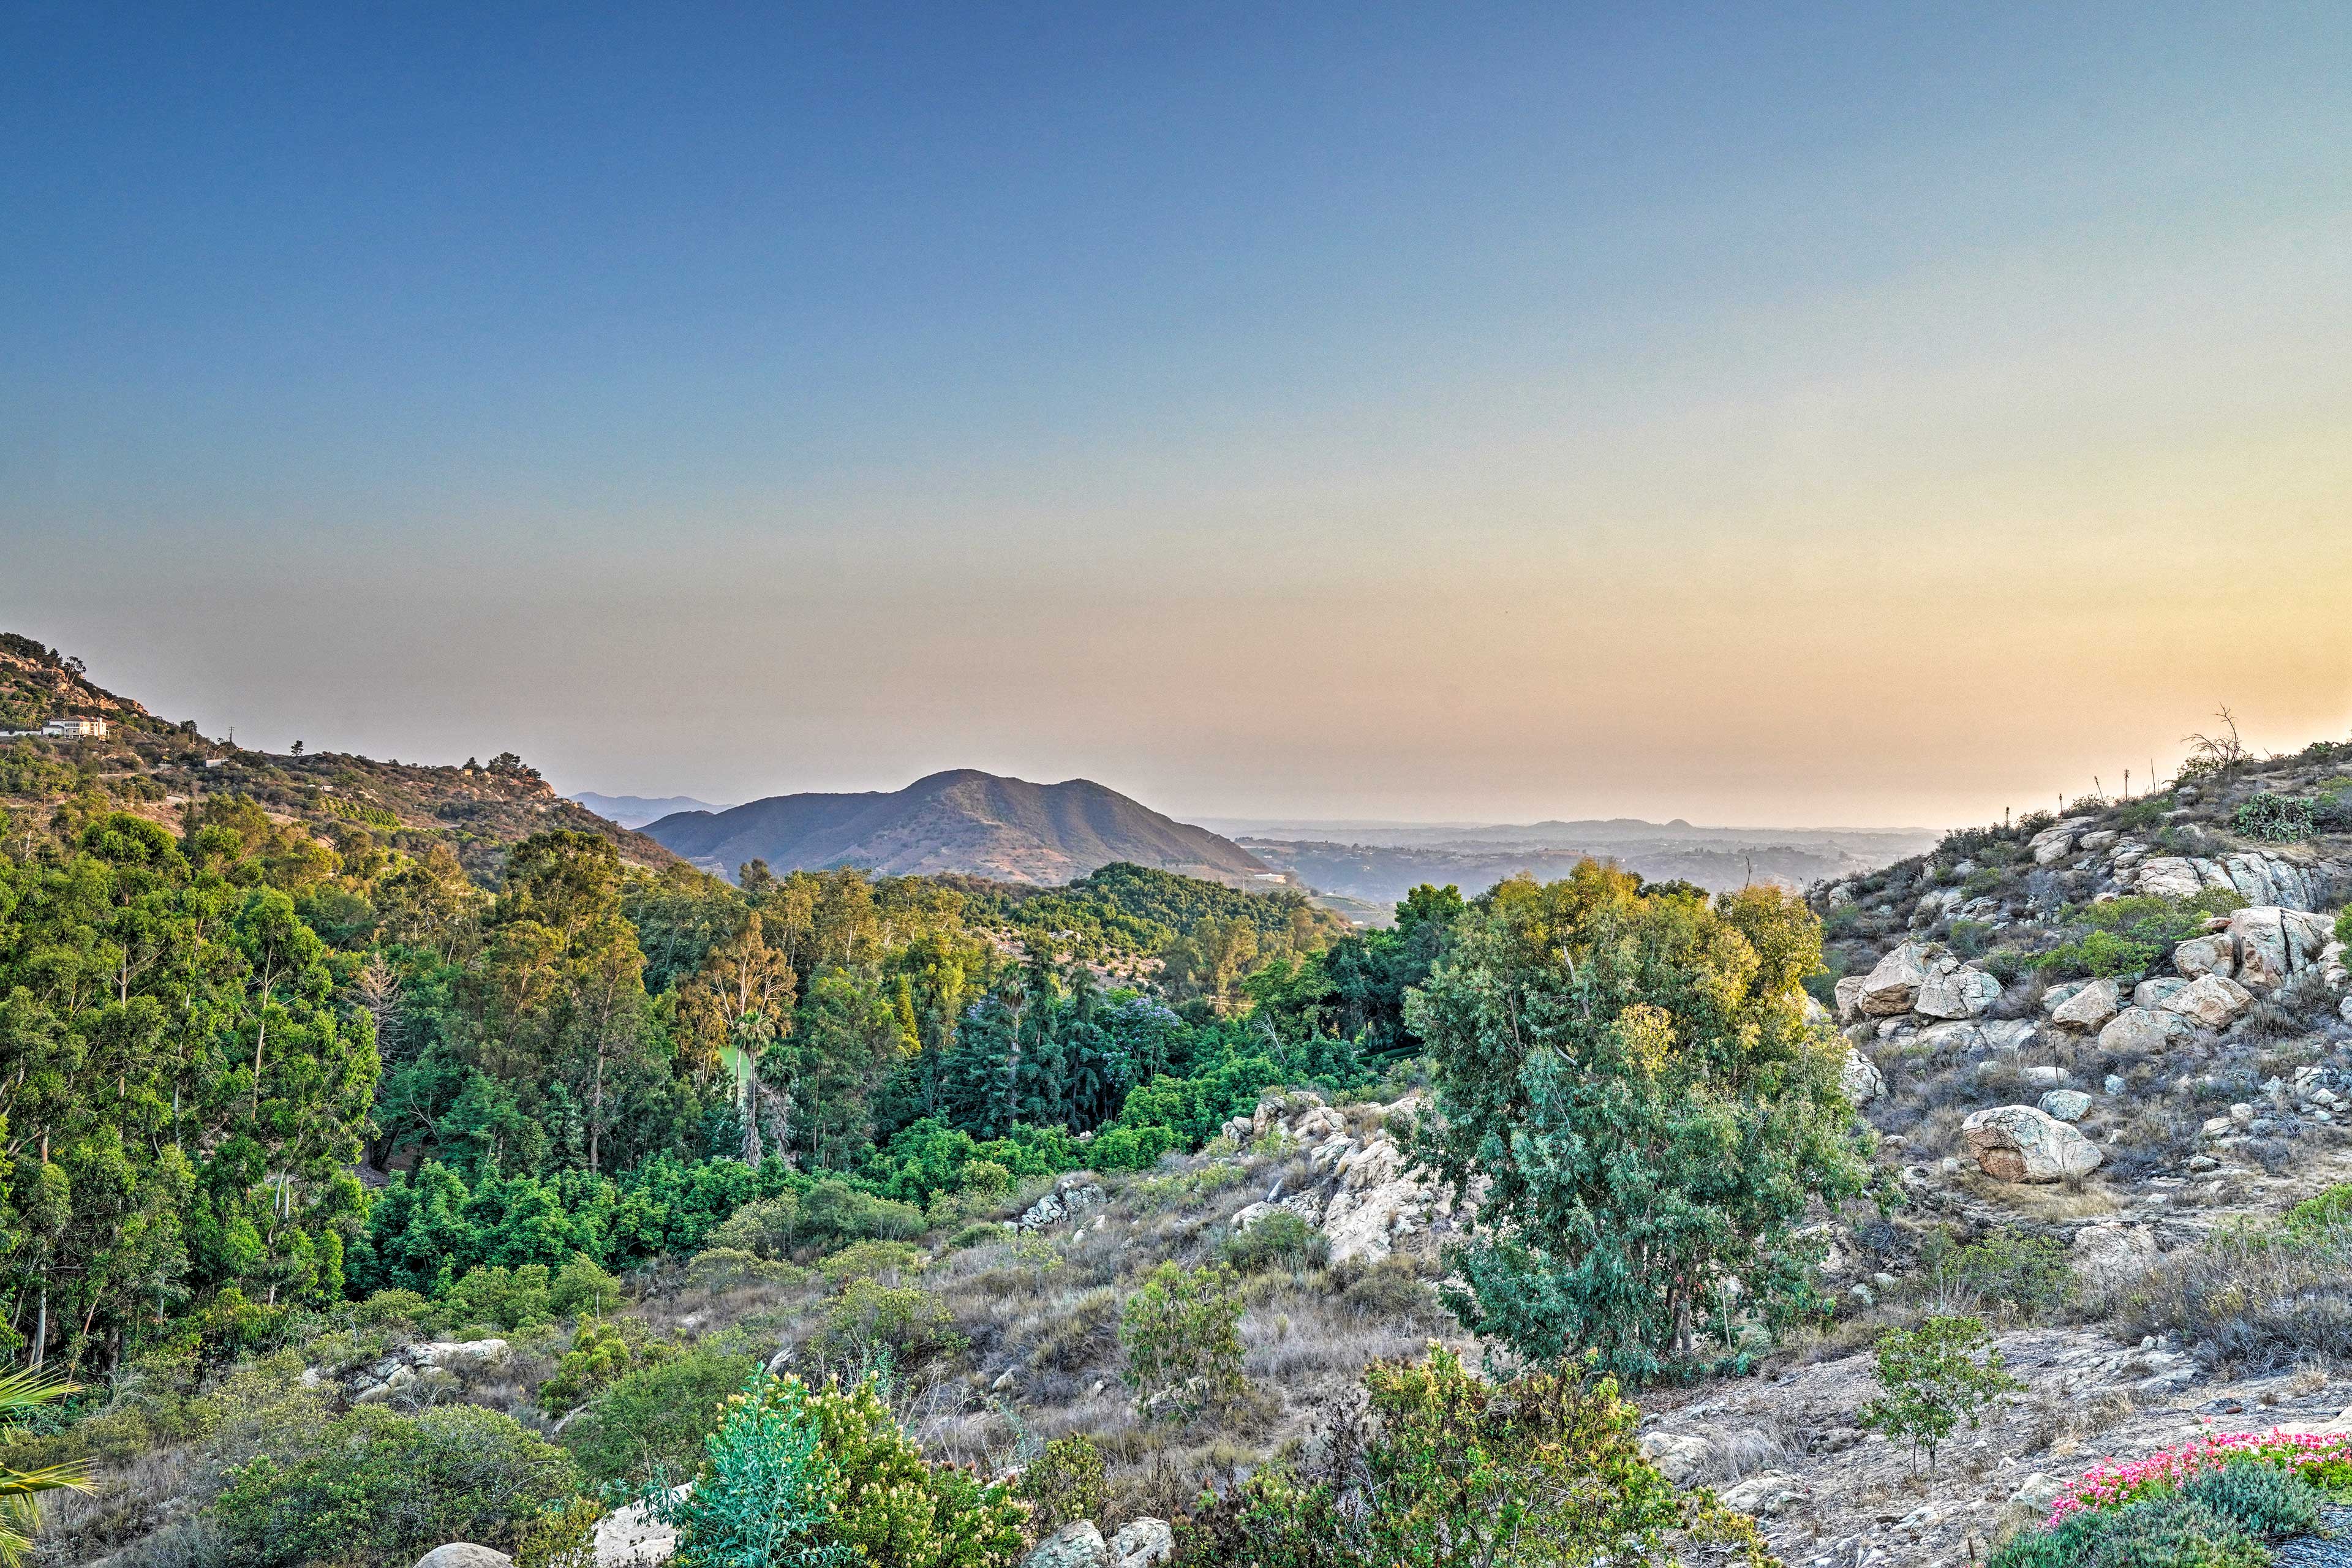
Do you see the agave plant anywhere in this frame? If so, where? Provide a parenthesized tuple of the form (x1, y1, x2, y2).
(0, 1369, 94, 1567)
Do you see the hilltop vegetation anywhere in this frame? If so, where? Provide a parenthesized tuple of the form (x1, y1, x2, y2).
(0, 636, 674, 883)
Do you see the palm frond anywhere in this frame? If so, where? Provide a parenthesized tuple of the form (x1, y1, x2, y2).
(0, 1371, 78, 1423)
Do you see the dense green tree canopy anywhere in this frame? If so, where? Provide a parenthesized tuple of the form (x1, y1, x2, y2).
(1409, 863, 1876, 1384)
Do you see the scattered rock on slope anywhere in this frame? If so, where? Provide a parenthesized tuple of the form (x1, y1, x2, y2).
(1961, 1104, 2103, 1182)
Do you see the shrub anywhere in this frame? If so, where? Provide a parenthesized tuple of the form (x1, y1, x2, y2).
(549, 1255, 622, 1318)
(651, 1373, 1026, 1568)
(1223, 1212, 1330, 1275)
(1950, 919, 1994, 958)
(2037, 930, 2158, 981)
(564, 1343, 760, 1486)
(514, 1496, 606, 1568)
(704, 1194, 803, 1260)
(687, 1247, 808, 1292)
(353, 1289, 429, 1329)
(2180, 1461, 2321, 1539)
(816, 1240, 924, 1287)
(1857, 1316, 2023, 1472)
(1017, 1433, 1107, 1534)
(215, 1403, 579, 1567)
(1120, 1262, 1248, 1422)
(807, 1280, 966, 1373)
(1175, 1345, 1767, 1568)
(2046, 1430, 2352, 1523)
(439, 1262, 557, 1331)
(1989, 1493, 2263, 1568)
(794, 1181, 926, 1253)
(801, 1376, 1025, 1567)
(644, 1373, 840, 1568)
(2117, 1224, 2352, 1372)
(2235, 794, 2316, 843)
(540, 1319, 637, 1414)
(1925, 1232, 2072, 1322)
(2284, 1184, 2352, 1235)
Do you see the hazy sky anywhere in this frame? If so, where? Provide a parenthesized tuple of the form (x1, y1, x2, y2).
(6, 4, 2348, 829)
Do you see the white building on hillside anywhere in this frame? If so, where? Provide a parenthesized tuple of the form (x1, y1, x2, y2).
(42, 716, 107, 738)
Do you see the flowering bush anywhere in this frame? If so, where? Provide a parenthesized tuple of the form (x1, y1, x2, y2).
(2047, 1429, 2352, 1528)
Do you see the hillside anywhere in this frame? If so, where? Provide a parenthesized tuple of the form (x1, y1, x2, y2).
(0, 635, 676, 883)
(645, 767, 1272, 886)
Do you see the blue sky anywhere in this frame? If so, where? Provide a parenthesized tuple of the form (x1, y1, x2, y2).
(6, 4, 2348, 825)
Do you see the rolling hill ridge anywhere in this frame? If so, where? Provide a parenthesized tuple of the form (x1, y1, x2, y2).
(643, 767, 1272, 885)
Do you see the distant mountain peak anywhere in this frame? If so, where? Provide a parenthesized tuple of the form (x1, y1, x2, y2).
(641, 770, 1267, 886)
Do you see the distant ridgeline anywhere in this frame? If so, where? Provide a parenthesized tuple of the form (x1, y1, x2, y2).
(639, 767, 1276, 887)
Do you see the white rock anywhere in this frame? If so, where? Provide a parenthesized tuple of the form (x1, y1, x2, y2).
(2229, 907, 2337, 990)
(1109, 1518, 1174, 1568)
(1917, 968, 2003, 1020)
(595, 1490, 685, 1567)
(1022, 1521, 1110, 1568)
(2038, 1089, 2092, 1122)
(2098, 1006, 2193, 1055)
(1858, 942, 1936, 1016)
(2172, 935, 2237, 981)
(2029, 823, 2087, 865)
(2079, 830, 2120, 851)
(1840, 1047, 1885, 1104)
(1638, 1430, 1716, 1485)
(1720, 1472, 1809, 1517)
(2133, 978, 2189, 1011)
(1961, 1105, 2104, 1182)
(2135, 857, 2221, 900)
(2048, 979, 2120, 1032)
(2160, 974, 2254, 1030)
(415, 1549, 514, 1568)
(1834, 974, 1870, 1023)
(2021, 1065, 2065, 1088)
(2068, 1225, 2157, 1292)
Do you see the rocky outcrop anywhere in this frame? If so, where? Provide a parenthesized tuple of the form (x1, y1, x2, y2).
(2128, 853, 2330, 910)
(1839, 1047, 1885, 1105)
(1915, 968, 2001, 1020)
(2029, 819, 2095, 866)
(1109, 1519, 1175, 1568)
(1013, 1177, 1107, 1234)
(350, 1339, 508, 1403)
(2227, 907, 2336, 990)
(1023, 1521, 1110, 1568)
(595, 1488, 685, 1566)
(414, 1548, 513, 1568)
(2037, 1089, 2091, 1122)
(2160, 973, 2254, 1030)
(2047, 979, 2119, 1032)
(1857, 943, 1934, 1016)
(1961, 1105, 2103, 1182)
(1223, 1092, 1467, 1264)
(1639, 1430, 1716, 1485)
(2170, 934, 2236, 981)
(1721, 1472, 1811, 1517)
(2097, 1006, 2193, 1055)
